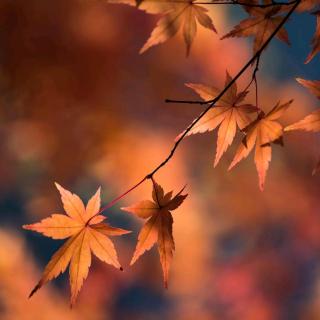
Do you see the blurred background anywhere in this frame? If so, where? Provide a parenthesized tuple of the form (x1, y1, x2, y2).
(0, 0, 320, 319)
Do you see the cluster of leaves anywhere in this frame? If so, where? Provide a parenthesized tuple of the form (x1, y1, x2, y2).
(104, 0, 320, 187)
(108, 0, 319, 62)
(180, 77, 320, 191)
(24, 182, 187, 305)
(25, 78, 320, 306)
(180, 72, 292, 190)
(22, 0, 320, 308)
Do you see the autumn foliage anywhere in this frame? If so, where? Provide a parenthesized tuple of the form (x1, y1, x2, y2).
(0, 0, 317, 316)
(23, 184, 130, 306)
(122, 180, 187, 288)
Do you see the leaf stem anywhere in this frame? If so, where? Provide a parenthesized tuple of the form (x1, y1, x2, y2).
(97, 176, 148, 215)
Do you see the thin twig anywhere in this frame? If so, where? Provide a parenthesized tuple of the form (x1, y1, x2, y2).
(167, 55, 261, 106)
(254, 73, 259, 108)
(241, 54, 260, 112)
(165, 98, 209, 105)
(135, 0, 297, 7)
(194, 0, 296, 6)
(97, 178, 147, 215)
(242, 54, 260, 93)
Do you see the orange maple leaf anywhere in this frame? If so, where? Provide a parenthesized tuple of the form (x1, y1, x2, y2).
(177, 71, 258, 167)
(108, 0, 216, 55)
(285, 109, 320, 132)
(121, 180, 187, 288)
(229, 100, 293, 190)
(221, 1, 290, 54)
(23, 183, 130, 306)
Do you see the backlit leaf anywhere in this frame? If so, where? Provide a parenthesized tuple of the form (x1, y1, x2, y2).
(121, 180, 187, 287)
(23, 183, 130, 306)
(108, 0, 216, 55)
(229, 100, 293, 190)
(178, 71, 258, 167)
(221, 1, 290, 55)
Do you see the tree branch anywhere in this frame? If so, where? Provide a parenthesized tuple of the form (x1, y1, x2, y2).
(165, 98, 209, 104)
(194, 0, 297, 7)
(136, 0, 297, 7)
(97, 0, 300, 216)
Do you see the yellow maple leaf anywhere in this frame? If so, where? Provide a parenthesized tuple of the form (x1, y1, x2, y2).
(23, 183, 130, 306)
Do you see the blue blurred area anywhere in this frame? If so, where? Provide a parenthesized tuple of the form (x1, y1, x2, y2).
(114, 285, 170, 319)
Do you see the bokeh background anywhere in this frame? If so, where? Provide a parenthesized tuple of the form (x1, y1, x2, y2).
(0, 0, 320, 319)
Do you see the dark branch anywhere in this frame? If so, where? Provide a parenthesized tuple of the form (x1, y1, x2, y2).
(165, 98, 209, 105)
(194, 0, 297, 7)
(242, 53, 261, 109)
(97, 0, 300, 215)
(136, 0, 297, 7)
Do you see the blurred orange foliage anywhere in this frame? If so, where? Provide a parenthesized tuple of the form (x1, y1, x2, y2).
(0, 0, 319, 319)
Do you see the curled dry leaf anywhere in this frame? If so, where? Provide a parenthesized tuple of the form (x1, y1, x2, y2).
(221, 0, 290, 55)
(229, 100, 293, 190)
(177, 70, 258, 167)
(23, 183, 130, 306)
(121, 180, 187, 288)
(107, 0, 216, 55)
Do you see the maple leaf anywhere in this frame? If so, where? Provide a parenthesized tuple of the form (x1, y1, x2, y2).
(23, 183, 130, 306)
(177, 71, 258, 167)
(285, 78, 320, 173)
(285, 78, 320, 132)
(121, 180, 187, 288)
(221, 1, 290, 55)
(285, 109, 320, 132)
(295, 77, 320, 98)
(229, 100, 293, 190)
(305, 11, 320, 63)
(108, 0, 216, 55)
